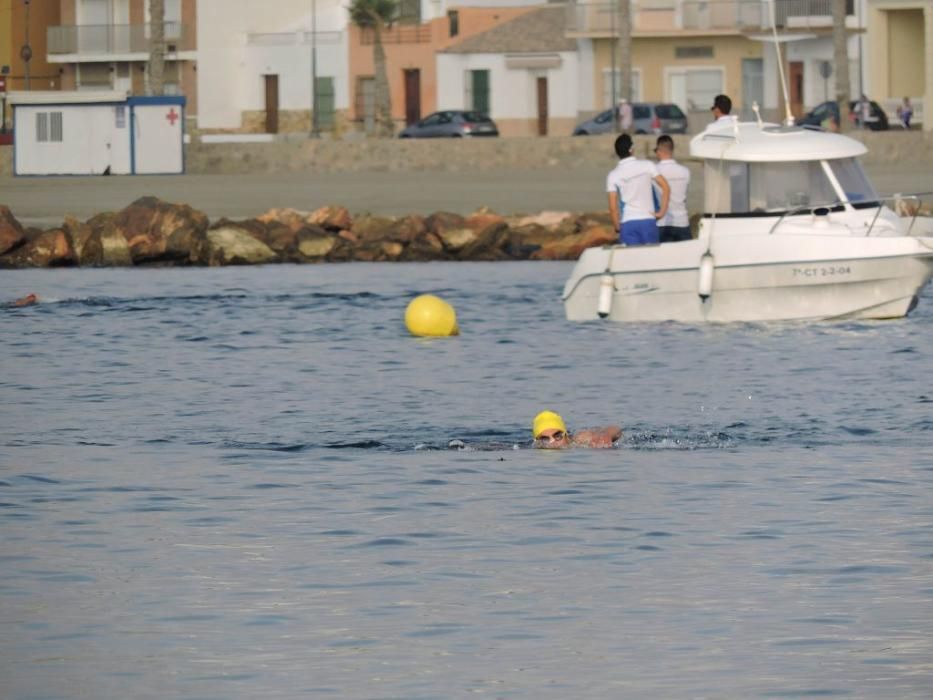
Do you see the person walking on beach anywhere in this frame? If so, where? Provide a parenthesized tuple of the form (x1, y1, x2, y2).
(897, 97, 913, 129)
(533, 411, 622, 450)
(653, 135, 691, 243)
(607, 133, 670, 246)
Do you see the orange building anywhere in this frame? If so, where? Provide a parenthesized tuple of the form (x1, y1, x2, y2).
(348, 6, 532, 132)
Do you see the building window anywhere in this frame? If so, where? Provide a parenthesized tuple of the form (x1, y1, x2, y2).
(50, 112, 63, 142)
(675, 46, 713, 59)
(448, 10, 459, 37)
(397, 0, 421, 24)
(465, 70, 490, 114)
(36, 112, 63, 143)
(36, 112, 48, 142)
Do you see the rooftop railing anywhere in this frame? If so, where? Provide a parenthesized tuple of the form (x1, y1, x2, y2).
(48, 22, 194, 56)
(566, 0, 854, 35)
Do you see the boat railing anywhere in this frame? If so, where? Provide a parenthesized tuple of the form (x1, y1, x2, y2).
(767, 191, 933, 236)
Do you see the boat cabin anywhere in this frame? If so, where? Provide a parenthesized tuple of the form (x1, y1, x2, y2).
(689, 122, 877, 216)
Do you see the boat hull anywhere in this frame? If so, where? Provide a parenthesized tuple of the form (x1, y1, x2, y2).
(563, 237, 933, 323)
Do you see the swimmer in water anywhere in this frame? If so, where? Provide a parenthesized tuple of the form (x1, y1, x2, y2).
(532, 410, 622, 449)
(10, 293, 38, 307)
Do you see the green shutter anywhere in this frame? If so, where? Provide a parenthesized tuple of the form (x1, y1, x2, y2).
(315, 77, 335, 129)
(472, 70, 490, 115)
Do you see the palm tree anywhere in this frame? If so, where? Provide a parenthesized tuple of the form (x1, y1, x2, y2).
(349, 0, 398, 138)
(832, 0, 851, 132)
(148, 0, 165, 96)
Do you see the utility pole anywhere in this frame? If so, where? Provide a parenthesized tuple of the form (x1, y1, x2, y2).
(148, 0, 166, 95)
(832, 0, 851, 131)
(311, 0, 320, 137)
(23, 0, 32, 89)
(618, 0, 631, 104)
(610, 0, 617, 127)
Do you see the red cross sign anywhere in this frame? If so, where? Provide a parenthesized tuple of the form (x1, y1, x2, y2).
(166, 108, 179, 126)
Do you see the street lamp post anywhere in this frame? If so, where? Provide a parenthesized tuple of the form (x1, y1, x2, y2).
(23, 0, 32, 90)
(310, 0, 320, 137)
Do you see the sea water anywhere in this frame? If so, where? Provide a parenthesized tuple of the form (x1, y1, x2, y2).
(1, 263, 932, 700)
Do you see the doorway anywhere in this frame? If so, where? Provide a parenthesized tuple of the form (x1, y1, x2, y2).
(404, 69, 421, 126)
(789, 61, 804, 118)
(536, 77, 548, 136)
(264, 74, 279, 134)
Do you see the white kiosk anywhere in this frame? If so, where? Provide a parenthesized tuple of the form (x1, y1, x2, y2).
(9, 91, 185, 176)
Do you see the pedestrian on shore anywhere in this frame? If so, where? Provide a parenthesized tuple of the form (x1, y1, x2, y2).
(618, 98, 633, 132)
(532, 410, 622, 450)
(607, 133, 670, 246)
(653, 135, 691, 243)
(897, 97, 913, 129)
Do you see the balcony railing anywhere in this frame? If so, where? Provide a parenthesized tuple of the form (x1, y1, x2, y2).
(360, 24, 432, 45)
(48, 22, 194, 56)
(566, 0, 854, 35)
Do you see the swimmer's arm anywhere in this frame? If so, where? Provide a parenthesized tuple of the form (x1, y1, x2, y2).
(572, 425, 623, 448)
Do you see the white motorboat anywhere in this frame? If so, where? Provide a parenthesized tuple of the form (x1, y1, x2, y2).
(562, 120, 933, 323)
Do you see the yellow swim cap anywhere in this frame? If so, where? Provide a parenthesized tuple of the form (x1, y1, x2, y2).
(533, 410, 567, 439)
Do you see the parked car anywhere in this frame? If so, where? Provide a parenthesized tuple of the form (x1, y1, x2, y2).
(398, 110, 499, 138)
(798, 100, 889, 131)
(572, 102, 688, 136)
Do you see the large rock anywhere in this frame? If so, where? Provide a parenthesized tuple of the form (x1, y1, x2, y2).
(308, 205, 352, 232)
(0, 206, 25, 256)
(81, 220, 133, 266)
(256, 207, 310, 233)
(0, 228, 76, 268)
(458, 221, 511, 261)
(295, 228, 338, 259)
(114, 196, 209, 264)
(402, 230, 447, 261)
(202, 225, 278, 266)
(531, 225, 616, 260)
(351, 214, 396, 242)
(425, 211, 466, 237)
(63, 216, 94, 263)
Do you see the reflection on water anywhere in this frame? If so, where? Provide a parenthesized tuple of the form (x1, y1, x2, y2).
(2, 264, 932, 699)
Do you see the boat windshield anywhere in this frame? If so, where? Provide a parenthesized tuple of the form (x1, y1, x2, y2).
(705, 160, 839, 214)
(829, 157, 877, 203)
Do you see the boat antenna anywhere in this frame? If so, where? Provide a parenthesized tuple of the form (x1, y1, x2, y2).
(770, 0, 795, 126)
(752, 100, 764, 128)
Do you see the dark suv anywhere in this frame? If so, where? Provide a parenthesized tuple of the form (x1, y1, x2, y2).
(573, 103, 688, 135)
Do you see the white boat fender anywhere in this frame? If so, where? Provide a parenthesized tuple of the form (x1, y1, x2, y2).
(597, 246, 617, 319)
(597, 272, 614, 318)
(698, 253, 715, 301)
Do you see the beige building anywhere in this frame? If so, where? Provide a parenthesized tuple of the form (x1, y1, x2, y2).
(566, 0, 865, 126)
(48, 0, 197, 115)
(867, 0, 930, 129)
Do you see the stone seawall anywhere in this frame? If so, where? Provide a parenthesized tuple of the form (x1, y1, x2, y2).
(2, 130, 932, 177)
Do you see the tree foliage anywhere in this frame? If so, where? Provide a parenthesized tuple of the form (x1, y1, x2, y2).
(349, 0, 398, 138)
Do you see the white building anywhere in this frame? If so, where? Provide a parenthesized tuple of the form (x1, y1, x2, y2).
(10, 91, 185, 176)
(196, 0, 349, 133)
(437, 6, 580, 136)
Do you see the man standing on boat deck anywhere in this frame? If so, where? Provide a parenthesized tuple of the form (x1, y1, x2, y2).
(654, 135, 692, 242)
(607, 133, 670, 246)
(709, 94, 736, 128)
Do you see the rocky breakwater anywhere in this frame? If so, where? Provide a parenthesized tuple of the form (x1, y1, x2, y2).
(0, 197, 617, 268)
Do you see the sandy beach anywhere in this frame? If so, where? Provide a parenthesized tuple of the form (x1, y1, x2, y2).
(4, 161, 932, 229)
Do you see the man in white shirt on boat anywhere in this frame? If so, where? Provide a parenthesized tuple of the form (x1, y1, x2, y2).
(653, 135, 692, 242)
(606, 134, 670, 246)
(707, 94, 737, 130)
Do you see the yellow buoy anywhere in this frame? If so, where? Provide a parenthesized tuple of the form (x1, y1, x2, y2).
(405, 294, 460, 337)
